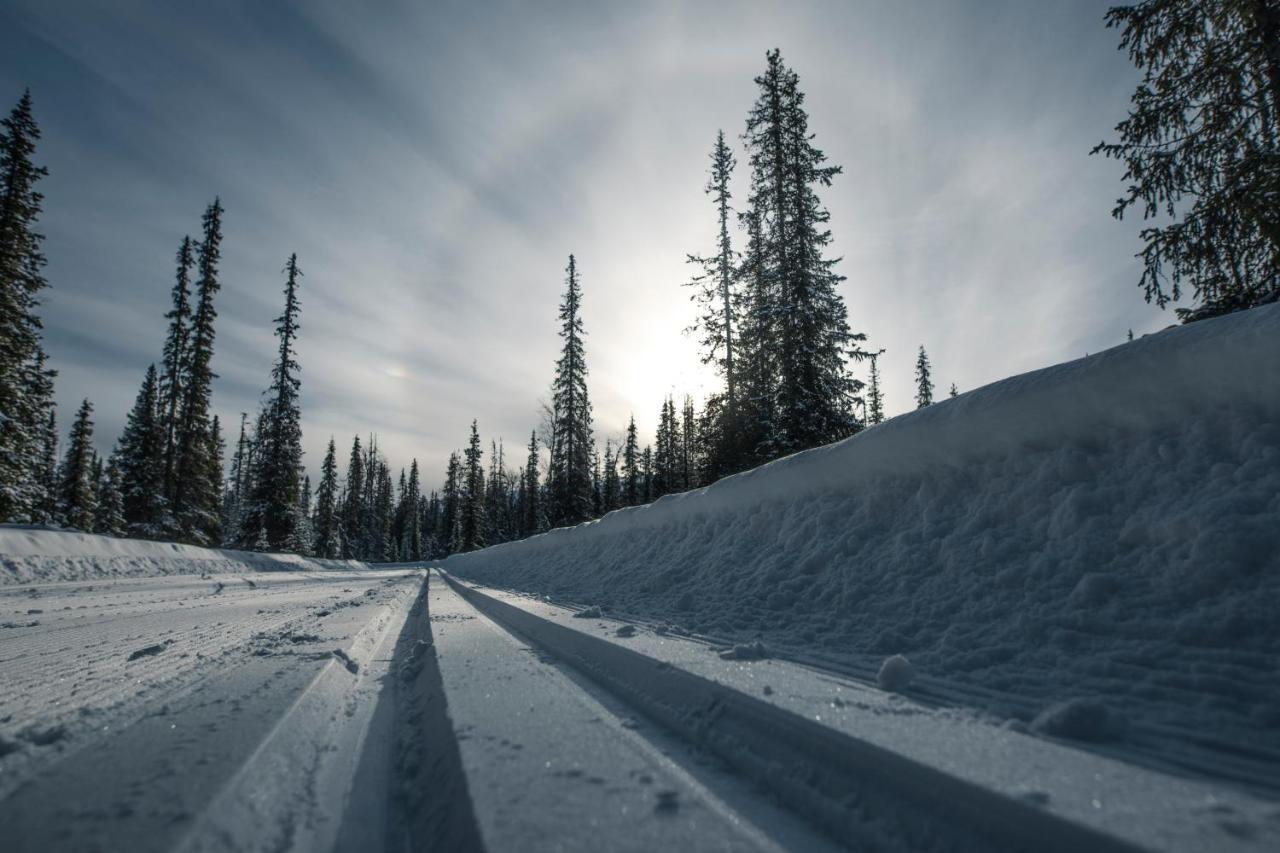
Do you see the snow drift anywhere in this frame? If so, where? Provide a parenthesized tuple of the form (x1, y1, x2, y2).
(0, 525, 365, 585)
(445, 303, 1280, 748)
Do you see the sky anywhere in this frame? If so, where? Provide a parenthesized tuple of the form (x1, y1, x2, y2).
(0, 0, 1162, 485)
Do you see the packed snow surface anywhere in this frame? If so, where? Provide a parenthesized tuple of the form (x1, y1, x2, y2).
(446, 304, 1280, 752)
(0, 525, 365, 585)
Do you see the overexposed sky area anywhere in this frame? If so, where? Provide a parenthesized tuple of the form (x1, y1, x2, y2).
(0, 0, 1159, 484)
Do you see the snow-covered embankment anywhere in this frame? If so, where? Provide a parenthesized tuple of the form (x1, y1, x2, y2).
(446, 304, 1280, 748)
(0, 525, 365, 585)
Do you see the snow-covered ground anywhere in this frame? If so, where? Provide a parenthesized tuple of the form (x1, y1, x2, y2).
(0, 525, 366, 585)
(445, 303, 1280, 759)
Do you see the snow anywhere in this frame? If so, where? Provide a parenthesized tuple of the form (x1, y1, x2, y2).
(0, 524, 366, 585)
(444, 303, 1280, 755)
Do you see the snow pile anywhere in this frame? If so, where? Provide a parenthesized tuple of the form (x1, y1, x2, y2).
(0, 525, 366, 585)
(446, 304, 1280, 748)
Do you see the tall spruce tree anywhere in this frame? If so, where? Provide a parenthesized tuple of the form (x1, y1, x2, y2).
(520, 430, 542, 537)
(340, 435, 364, 558)
(621, 415, 640, 506)
(547, 255, 594, 526)
(460, 420, 485, 552)
(0, 90, 56, 522)
(313, 437, 340, 558)
(438, 451, 462, 555)
(95, 455, 125, 536)
(58, 399, 96, 530)
(949, 383, 958, 399)
(601, 438, 620, 513)
(404, 458, 423, 559)
(915, 346, 934, 409)
(686, 131, 744, 476)
(240, 254, 304, 551)
(33, 406, 57, 523)
(740, 50, 866, 458)
(1093, 0, 1280, 319)
(171, 198, 223, 543)
(160, 235, 194, 503)
(117, 364, 167, 536)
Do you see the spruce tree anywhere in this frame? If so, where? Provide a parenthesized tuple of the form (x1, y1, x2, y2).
(915, 346, 934, 409)
(160, 235, 194, 503)
(404, 458, 423, 560)
(621, 415, 640, 506)
(438, 451, 462, 555)
(686, 131, 744, 476)
(949, 383, 958, 399)
(33, 406, 57, 523)
(546, 255, 594, 526)
(0, 90, 56, 522)
(95, 455, 125, 536)
(460, 420, 485, 552)
(240, 254, 304, 551)
(171, 198, 223, 543)
(1093, 1, 1280, 318)
(740, 50, 867, 458)
(117, 364, 167, 536)
(313, 437, 341, 558)
(601, 438, 620, 513)
(341, 435, 364, 558)
(867, 350, 885, 425)
(681, 396, 698, 491)
(520, 430, 542, 537)
(58, 399, 96, 530)
(641, 446, 654, 503)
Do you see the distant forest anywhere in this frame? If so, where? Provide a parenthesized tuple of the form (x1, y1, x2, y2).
(0, 1, 1276, 559)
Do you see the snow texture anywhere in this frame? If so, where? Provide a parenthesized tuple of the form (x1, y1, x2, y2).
(445, 304, 1280, 750)
(0, 524, 365, 585)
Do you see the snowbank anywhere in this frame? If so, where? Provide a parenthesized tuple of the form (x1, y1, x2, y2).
(0, 525, 366, 585)
(445, 304, 1280, 748)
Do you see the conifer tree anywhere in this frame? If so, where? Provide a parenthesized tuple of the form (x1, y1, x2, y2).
(740, 50, 867, 458)
(404, 458, 423, 560)
(520, 431, 542, 537)
(546, 255, 594, 526)
(204, 415, 225, 546)
(915, 346, 934, 409)
(171, 198, 224, 543)
(160, 235, 194, 502)
(33, 406, 57, 523)
(439, 451, 462, 555)
(601, 438, 620, 513)
(681, 396, 698, 491)
(867, 351, 885, 425)
(621, 415, 640, 506)
(95, 455, 125, 536)
(58, 399, 96, 530)
(1094, 0, 1280, 318)
(117, 364, 167, 536)
(240, 254, 304, 551)
(0, 90, 56, 522)
(949, 383, 958, 399)
(686, 131, 744, 475)
(641, 446, 654, 503)
(460, 420, 486, 552)
(341, 435, 364, 558)
(313, 437, 340, 558)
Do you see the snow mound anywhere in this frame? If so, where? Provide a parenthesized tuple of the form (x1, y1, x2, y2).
(445, 304, 1280, 749)
(0, 525, 366, 585)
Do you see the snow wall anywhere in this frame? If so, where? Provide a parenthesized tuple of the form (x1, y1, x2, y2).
(0, 526, 366, 585)
(446, 303, 1280, 745)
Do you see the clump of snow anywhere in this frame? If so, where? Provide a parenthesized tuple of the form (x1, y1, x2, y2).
(877, 654, 915, 692)
(0, 525, 367, 585)
(1031, 698, 1128, 743)
(444, 304, 1280, 751)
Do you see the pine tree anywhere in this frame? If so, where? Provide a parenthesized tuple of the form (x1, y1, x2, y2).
(0, 90, 56, 522)
(915, 346, 934, 409)
(681, 395, 698, 491)
(547, 255, 594, 526)
(740, 50, 867, 459)
(240, 253, 304, 551)
(340, 435, 364, 558)
(686, 131, 744, 476)
(204, 415, 225, 546)
(404, 458, 423, 560)
(171, 198, 224, 543)
(439, 451, 462, 555)
(520, 430, 542, 537)
(601, 438, 620, 513)
(1093, 1, 1280, 319)
(117, 364, 167, 536)
(641, 446, 654, 503)
(313, 437, 340, 558)
(160, 235, 194, 503)
(949, 383, 958, 399)
(621, 415, 640, 506)
(460, 420, 486, 552)
(95, 454, 125, 536)
(32, 405, 56, 523)
(867, 350, 885, 425)
(58, 399, 96, 530)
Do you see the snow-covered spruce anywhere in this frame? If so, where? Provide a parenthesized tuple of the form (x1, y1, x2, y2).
(444, 303, 1280, 749)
